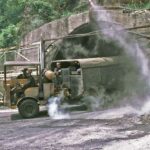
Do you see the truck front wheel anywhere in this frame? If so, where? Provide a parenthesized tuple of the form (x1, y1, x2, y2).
(18, 99, 39, 118)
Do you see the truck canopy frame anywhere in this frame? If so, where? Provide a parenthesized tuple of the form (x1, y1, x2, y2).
(51, 56, 122, 69)
(4, 61, 41, 83)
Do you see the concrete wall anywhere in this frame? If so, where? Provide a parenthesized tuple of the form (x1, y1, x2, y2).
(21, 12, 89, 46)
(21, 7, 150, 46)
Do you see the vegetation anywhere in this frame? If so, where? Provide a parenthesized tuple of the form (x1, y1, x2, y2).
(126, 1, 150, 10)
(0, 0, 149, 48)
(0, 0, 87, 48)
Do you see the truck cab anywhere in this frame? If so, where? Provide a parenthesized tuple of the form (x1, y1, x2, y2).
(51, 56, 123, 103)
(3, 61, 55, 118)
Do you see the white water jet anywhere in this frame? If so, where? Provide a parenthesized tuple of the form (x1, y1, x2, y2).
(89, 0, 95, 8)
(140, 98, 150, 115)
(90, 2, 149, 78)
(89, 0, 150, 114)
(48, 97, 70, 119)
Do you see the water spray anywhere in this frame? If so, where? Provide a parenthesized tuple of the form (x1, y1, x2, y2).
(89, 0, 149, 78)
(48, 96, 70, 119)
(89, 0, 150, 115)
(88, 0, 95, 8)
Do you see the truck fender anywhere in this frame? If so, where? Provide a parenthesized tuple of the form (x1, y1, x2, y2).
(17, 97, 39, 107)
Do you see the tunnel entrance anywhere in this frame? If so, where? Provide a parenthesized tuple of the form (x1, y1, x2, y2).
(54, 23, 123, 60)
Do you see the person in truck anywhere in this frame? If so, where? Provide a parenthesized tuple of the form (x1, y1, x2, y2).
(54, 62, 62, 90)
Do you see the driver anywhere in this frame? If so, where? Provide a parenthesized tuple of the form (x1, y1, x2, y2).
(22, 68, 36, 92)
(11, 68, 36, 103)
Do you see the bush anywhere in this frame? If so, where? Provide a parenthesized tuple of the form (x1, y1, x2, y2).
(0, 25, 18, 48)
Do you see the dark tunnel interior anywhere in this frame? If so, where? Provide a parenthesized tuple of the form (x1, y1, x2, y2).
(54, 23, 123, 60)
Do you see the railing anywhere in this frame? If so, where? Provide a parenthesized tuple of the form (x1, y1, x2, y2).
(0, 42, 40, 65)
(0, 43, 41, 79)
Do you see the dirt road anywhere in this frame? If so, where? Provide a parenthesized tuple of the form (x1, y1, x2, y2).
(0, 106, 150, 150)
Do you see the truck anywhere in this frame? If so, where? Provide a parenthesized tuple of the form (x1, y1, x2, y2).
(3, 56, 124, 118)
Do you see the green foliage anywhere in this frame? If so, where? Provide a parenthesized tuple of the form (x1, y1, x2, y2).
(5, 0, 25, 24)
(0, 24, 18, 48)
(144, 2, 150, 9)
(126, 1, 150, 9)
(0, 0, 87, 48)
(28, 0, 54, 21)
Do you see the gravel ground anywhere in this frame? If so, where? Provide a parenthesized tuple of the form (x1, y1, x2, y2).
(0, 107, 150, 150)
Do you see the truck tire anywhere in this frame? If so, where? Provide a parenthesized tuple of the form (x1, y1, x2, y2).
(18, 99, 39, 118)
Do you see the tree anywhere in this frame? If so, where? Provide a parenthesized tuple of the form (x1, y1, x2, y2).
(0, 0, 149, 48)
(0, 0, 82, 48)
(0, 24, 18, 48)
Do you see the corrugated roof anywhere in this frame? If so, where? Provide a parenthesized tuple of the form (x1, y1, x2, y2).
(52, 56, 123, 68)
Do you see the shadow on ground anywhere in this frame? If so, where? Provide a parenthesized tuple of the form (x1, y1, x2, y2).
(11, 110, 48, 120)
